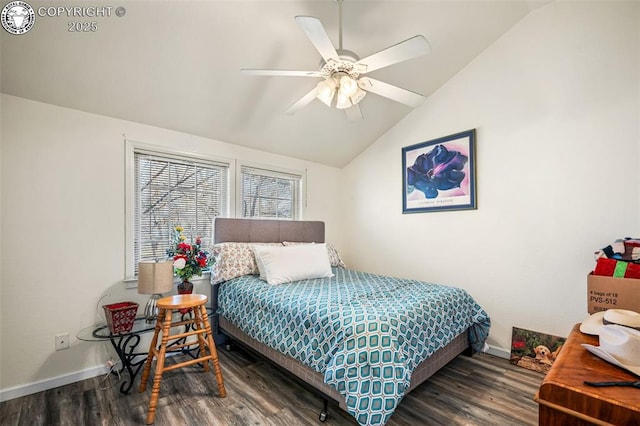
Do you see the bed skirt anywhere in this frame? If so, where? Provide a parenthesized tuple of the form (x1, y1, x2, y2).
(219, 316, 469, 411)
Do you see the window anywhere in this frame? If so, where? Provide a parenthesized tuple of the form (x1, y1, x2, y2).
(129, 146, 229, 277)
(125, 141, 305, 281)
(240, 165, 302, 220)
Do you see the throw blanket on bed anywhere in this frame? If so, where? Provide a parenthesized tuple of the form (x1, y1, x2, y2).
(218, 268, 490, 426)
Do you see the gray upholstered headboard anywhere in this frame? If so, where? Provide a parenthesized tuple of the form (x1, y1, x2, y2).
(213, 218, 325, 244)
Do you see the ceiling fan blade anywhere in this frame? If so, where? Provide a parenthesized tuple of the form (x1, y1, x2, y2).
(295, 16, 339, 63)
(359, 77, 425, 108)
(241, 69, 323, 77)
(356, 35, 431, 73)
(345, 104, 363, 122)
(285, 87, 318, 115)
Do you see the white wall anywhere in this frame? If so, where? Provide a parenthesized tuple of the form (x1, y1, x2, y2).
(340, 1, 639, 355)
(0, 94, 343, 398)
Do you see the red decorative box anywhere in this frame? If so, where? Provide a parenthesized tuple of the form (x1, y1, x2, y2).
(103, 302, 138, 334)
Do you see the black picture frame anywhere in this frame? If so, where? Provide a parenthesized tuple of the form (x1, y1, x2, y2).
(402, 129, 477, 213)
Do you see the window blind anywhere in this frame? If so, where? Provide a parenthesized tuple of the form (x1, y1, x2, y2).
(134, 150, 228, 274)
(240, 165, 301, 220)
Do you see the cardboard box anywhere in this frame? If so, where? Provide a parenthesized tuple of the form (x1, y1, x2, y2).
(587, 273, 640, 314)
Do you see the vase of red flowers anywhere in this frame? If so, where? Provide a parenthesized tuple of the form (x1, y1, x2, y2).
(166, 225, 214, 296)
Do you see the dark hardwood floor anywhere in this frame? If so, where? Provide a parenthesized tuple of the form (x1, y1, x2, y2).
(1, 345, 543, 426)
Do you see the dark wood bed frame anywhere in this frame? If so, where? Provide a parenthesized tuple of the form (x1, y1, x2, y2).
(210, 218, 471, 421)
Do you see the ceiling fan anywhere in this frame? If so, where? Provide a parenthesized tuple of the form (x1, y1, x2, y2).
(241, 0, 431, 121)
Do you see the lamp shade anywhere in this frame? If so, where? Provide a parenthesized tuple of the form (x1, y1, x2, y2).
(335, 91, 352, 110)
(339, 75, 358, 97)
(351, 86, 367, 105)
(137, 261, 173, 295)
(316, 78, 336, 106)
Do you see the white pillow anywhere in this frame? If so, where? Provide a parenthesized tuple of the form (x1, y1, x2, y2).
(253, 243, 334, 285)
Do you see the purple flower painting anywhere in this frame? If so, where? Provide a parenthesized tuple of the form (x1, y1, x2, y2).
(402, 130, 476, 213)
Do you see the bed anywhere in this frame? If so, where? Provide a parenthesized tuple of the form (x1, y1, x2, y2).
(210, 218, 490, 426)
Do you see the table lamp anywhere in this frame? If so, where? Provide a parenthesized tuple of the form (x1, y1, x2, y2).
(137, 260, 174, 323)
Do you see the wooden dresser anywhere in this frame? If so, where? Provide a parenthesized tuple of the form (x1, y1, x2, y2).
(535, 324, 640, 425)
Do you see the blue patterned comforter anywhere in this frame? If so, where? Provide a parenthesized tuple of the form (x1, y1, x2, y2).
(217, 268, 490, 426)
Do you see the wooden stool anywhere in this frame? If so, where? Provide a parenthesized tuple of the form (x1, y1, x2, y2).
(138, 294, 226, 424)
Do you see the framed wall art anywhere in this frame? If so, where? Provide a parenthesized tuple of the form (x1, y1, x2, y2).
(402, 129, 476, 213)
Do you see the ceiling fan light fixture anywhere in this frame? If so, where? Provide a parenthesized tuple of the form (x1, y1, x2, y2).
(316, 73, 366, 110)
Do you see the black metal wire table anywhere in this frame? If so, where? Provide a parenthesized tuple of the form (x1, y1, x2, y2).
(77, 307, 213, 393)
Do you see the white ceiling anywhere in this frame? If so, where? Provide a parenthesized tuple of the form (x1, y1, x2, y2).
(1, 1, 545, 167)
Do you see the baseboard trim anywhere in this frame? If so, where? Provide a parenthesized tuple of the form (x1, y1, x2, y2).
(0, 352, 186, 402)
(485, 344, 511, 359)
(0, 365, 107, 402)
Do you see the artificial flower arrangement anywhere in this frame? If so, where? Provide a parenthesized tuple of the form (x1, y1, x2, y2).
(166, 226, 214, 286)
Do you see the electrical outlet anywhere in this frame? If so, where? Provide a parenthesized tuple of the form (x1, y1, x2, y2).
(55, 332, 70, 350)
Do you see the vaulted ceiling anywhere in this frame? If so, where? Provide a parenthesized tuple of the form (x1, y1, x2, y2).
(1, 1, 545, 167)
